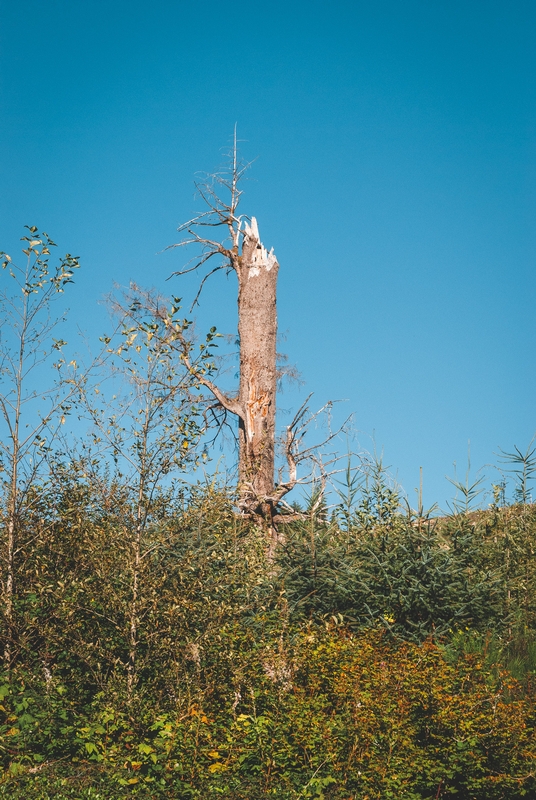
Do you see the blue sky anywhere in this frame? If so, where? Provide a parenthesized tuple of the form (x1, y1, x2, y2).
(1, 0, 534, 509)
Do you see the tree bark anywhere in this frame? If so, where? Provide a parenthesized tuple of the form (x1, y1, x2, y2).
(236, 218, 279, 513)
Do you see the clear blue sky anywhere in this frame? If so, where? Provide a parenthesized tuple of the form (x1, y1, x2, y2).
(1, 0, 534, 509)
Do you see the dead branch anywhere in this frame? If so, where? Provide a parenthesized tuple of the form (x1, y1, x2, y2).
(179, 345, 243, 420)
(189, 264, 230, 310)
(269, 397, 351, 507)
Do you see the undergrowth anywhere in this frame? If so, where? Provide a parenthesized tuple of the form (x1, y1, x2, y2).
(0, 482, 535, 798)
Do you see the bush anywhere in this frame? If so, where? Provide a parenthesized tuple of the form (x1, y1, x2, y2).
(278, 506, 536, 647)
(1, 627, 535, 798)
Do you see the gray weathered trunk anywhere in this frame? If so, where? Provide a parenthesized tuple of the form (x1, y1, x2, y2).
(236, 218, 279, 511)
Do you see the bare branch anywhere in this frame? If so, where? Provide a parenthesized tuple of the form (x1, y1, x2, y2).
(189, 264, 228, 311)
(179, 344, 243, 420)
(268, 397, 351, 505)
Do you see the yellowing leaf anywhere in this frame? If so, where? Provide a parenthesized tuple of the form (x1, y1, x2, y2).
(208, 762, 226, 773)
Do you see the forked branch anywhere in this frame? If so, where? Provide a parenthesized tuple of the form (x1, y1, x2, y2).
(268, 396, 351, 508)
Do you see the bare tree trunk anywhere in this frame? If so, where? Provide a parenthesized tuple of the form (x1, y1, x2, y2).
(169, 145, 320, 535)
(4, 506, 15, 667)
(127, 520, 141, 698)
(127, 418, 148, 699)
(237, 219, 279, 514)
(4, 299, 24, 669)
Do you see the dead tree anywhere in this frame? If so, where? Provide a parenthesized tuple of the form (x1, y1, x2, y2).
(236, 215, 278, 513)
(169, 140, 347, 532)
(168, 142, 291, 523)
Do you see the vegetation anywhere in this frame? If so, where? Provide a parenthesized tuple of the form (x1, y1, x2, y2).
(1, 228, 535, 798)
(0, 486, 535, 799)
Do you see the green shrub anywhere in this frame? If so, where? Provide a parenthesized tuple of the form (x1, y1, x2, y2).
(2, 628, 534, 799)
